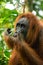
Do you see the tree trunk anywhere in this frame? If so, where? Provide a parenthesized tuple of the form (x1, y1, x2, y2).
(27, 0, 33, 12)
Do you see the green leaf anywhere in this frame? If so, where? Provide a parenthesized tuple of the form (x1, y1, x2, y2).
(0, 18, 5, 24)
(4, 50, 10, 58)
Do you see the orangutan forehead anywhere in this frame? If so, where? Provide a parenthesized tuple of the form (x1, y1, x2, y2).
(18, 17, 29, 24)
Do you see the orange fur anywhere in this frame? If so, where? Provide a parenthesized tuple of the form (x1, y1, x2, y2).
(4, 12, 43, 65)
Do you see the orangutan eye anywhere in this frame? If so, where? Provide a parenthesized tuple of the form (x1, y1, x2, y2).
(16, 23, 20, 27)
(21, 24, 25, 28)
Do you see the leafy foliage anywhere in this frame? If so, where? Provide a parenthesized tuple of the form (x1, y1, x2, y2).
(0, 1, 18, 65)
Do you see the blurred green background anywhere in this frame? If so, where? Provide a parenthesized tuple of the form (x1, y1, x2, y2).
(0, 0, 43, 65)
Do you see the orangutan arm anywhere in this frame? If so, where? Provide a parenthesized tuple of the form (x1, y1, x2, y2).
(19, 41, 43, 65)
(3, 32, 15, 49)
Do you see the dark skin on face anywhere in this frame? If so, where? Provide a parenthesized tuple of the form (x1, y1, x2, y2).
(7, 17, 29, 39)
(14, 17, 29, 38)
